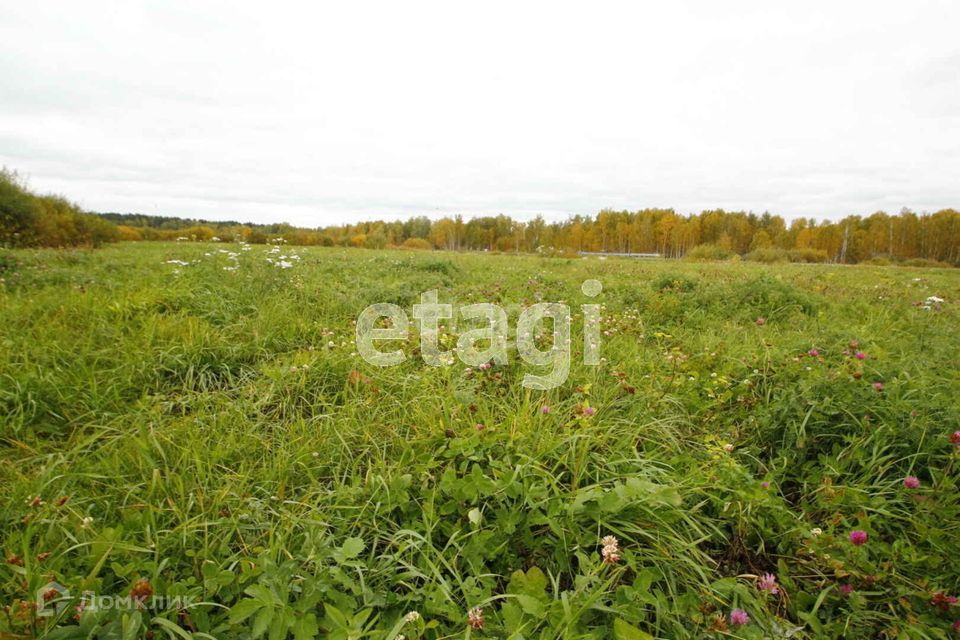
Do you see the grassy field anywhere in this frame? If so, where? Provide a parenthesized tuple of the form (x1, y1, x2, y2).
(1, 242, 959, 639)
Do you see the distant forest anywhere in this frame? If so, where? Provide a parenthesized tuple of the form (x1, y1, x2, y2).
(3, 168, 959, 265)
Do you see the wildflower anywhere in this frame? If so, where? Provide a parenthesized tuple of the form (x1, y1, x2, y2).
(55, 495, 70, 507)
(582, 406, 596, 417)
(467, 606, 484, 629)
(808, 349, 820, 357)
(755, 318, 765, 326)
(42, 587, 60, 602)
(840, 584, 853, 595)
(722, 443, 735, 452)
(951, 431, 960, 447)
(811, 527, 823, 536)
(760, 481, 770, 489)
(729, 608, 749, 625)
(6, 553, 23, 566)
(872, 382, 884, 392)
(854, 351, 866, 360)
(478, 362, 492, 371)
(130, 578, 154, 606)
(81, 516, 94, 528)
(601, 545, 621, 565)
(28, 496, 45, 508)
(403, 611, 420, 623)
(601, 535, 621, 564)
(932, 591, 958, 611)
(757, 573, 779, 594)
(474, 423, 485, 432)
(36, 552, 50, 562)
(953, 619, 960, 632)
(709, 613, 729, 632)
(849, 530, 868, 546)
(903, 476, 921, 489)
(541, 405, 551, 415)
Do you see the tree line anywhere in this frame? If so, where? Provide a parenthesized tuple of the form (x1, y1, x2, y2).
(0, 169, 117, 248)
(3, 167, 959, 265)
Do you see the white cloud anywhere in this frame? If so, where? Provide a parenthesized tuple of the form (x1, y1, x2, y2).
(1, 0, 958, 225)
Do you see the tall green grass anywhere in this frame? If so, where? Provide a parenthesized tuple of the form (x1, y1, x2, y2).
(1, 243, 958, 638)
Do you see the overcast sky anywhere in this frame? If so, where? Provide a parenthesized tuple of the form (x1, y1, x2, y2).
(2, 2, 958, 226)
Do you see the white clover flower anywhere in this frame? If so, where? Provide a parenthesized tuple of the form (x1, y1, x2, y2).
(467, 607, 484, 629)
(600, 535, 620, 564)
(811, 527, 823, 536)
(403, 611, 420, 623)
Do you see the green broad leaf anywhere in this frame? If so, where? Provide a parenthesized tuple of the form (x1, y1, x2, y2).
(245, 584, 281, 606)
(252, 606, 274, 638)
(268, 610, 288, 640)
(507, 566, 548, 598)
(229, 598, 265, 624)
(500, 600, 523, 632)
(324, 603, 350, 629)
(613, 617, 655, 640)
(514, 594, 545, 617)
(339, 536, 365, 560)
(292, 613, 320, 640)
(121, 611, 143, 640)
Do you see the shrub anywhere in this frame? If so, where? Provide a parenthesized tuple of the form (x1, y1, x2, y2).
(652, 272, 698, 292)
(744, 247, 789, 263)
(902, 258, 952, 268)
(0, 252, 17, 274)
(732, 274, 820, 318)
(402, 237, 433, 250)
(684, 243, 734, 261)
(786, 248, 829, 263)
(417, 258, 459, 275)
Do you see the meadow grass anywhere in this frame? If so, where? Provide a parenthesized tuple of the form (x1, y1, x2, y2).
(1, 242, 959, 639)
